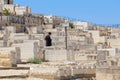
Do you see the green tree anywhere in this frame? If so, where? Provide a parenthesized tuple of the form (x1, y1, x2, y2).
(3, 8, 11, 15)
(69, 22, 74, 29)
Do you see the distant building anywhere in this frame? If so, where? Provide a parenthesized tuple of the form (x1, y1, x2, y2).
(0, 0, 13, 13)
(73, 21, 93, 31)
(0, 0, 31, 15)
(44, 15, 66, 24)
(15, 6, 31, 15)
(44, 15, 67, 29)
(0, 0, 13, 5)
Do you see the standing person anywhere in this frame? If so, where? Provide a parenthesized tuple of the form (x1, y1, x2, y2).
(45, 32, 52, 46)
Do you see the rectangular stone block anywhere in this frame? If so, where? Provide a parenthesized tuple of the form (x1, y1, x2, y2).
(0, 53, 10, 58)
(0, 52, 17, 66)
(12, 40, 39, 61)
(45, 49, 67, 61)
(0, 47, 17, 67)
(0, 41, 4, 47)
(10, 33, 29, 40)
(0, 59, 11, 66)
(6, 26, 16, 33)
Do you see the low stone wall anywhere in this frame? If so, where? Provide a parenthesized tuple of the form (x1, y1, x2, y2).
(29, 65, 71, 80)
(44, 48, 97, 62)
(28, 62, 95, 80)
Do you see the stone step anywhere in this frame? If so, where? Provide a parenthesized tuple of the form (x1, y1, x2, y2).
(0, 67, 29, 79)
(0, 75, 28, 79)
(0, 67, 30, 70)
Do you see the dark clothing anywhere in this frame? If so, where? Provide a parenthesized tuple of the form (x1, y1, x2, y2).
(45, 35, 52, 46)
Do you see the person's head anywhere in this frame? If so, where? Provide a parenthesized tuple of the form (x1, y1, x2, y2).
(48, 32, 51, 35)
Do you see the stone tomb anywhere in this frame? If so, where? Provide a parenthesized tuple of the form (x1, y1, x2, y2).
(44, 48, 98, 62)
(12, 40, 40, 61)
(10, 33, 29, 41)
(45, 48, 68, 61)
(6, 26, 16, 33)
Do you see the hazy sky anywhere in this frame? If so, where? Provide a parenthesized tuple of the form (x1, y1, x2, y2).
(14, 0, 120, 24)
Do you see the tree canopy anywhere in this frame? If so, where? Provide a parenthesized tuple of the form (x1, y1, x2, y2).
(3, 8, 11, 15)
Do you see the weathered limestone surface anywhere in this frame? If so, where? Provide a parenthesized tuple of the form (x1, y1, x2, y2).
(108, 38, 120, 46)
(27, 62, 95, 80)
(88, 30, 106, 44)
(12, 40, 40, 61)
(45, 49, 67, 61)
(0, 41, 4, 47)
(6, 26, 16, 33)
(0, 70, 28, 77)
(16, 47, 21, 63)
(45, 48, 98, 61)
(10, 33, 29, 41)
(0, 47, 21, 66)
(0, 51, 16, 66)
(29, 66, 71, 80)
(96, 68, 120, 80)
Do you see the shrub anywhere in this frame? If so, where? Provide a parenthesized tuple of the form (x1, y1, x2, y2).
(69, 22, 74, 29)
(3, 8, 11, 15)
(27, 58, 42, 64)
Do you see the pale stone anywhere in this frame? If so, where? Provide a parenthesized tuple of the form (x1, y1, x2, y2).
(6, 26, 16, 33)
(0, 53, 10, 58)
(12, 40, 40, 61)
(0, 59, 11, 66)
(45, 49, 67, 61)
(15, 47, 21, 63)
(29, 65, 71, 80)
(0, 51, 17, 67)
